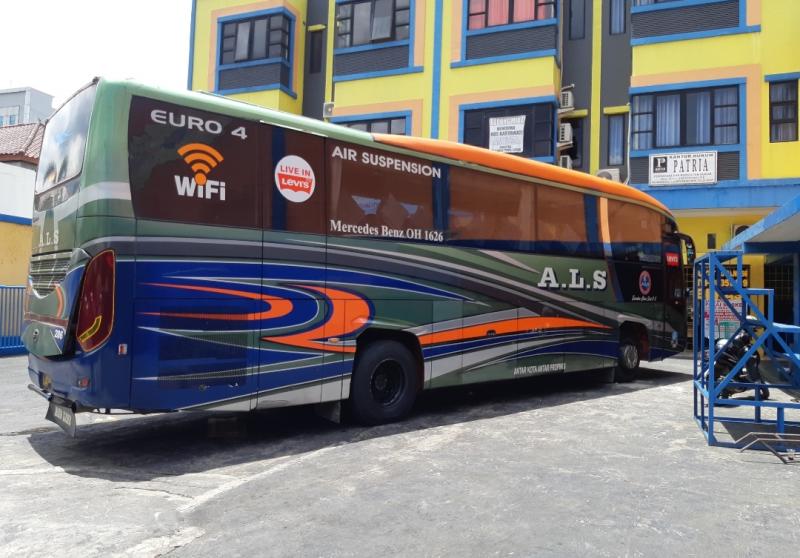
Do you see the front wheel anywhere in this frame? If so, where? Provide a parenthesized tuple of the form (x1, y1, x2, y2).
(350, 340, 420, 425)
(615, 337, 640, 382)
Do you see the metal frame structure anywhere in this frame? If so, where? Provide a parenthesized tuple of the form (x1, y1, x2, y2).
(693, 251, 800, 448)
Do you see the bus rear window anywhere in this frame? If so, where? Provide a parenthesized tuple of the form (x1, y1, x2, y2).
(36, 85, 96, 193)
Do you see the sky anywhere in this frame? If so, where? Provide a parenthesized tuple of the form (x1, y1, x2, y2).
(1, 0, 192, 106)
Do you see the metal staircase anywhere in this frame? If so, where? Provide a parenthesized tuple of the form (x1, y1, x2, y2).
(693, 251, 800, 450)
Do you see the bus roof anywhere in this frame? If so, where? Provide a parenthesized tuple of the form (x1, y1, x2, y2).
(373, 134, 670, 216)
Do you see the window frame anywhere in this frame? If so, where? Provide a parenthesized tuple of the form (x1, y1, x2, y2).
(467, 0, 556, 31)
(607, 114, 626, 166)
(462, 102, 554, 159)
(569, 0, 585, 40)
(219, 12, 292, 66)
(335, 0, 411, 49)
(610, 0, 626, 35)
(336, 114, 409, 135)
(769, 80, 798, 143)
(631, 85, 740, 151)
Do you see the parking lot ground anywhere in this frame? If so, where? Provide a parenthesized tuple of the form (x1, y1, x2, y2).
(2, 354, 799, 557)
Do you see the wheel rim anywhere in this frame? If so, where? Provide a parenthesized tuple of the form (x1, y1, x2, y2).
(621, 344, 638, 369)
(370, 359, 405, 406)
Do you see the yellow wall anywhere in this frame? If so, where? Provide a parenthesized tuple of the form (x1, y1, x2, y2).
(191, 0, 306, 114)
(632, 0, 800, 181)
(329, 0, 559, 142)
(0, 222, 32, 285)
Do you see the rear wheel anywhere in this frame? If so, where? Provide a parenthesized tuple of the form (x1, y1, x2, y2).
(350, 340, 420, 425)
(615, 337, 640, 382)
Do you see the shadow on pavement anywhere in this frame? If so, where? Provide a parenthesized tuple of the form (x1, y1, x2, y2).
(28, 366, 688, 482)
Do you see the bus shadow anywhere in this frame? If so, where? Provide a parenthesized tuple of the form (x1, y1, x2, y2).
(27, 367, 688, 483)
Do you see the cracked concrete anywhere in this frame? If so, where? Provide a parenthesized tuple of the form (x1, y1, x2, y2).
(2, 354, 799, 556)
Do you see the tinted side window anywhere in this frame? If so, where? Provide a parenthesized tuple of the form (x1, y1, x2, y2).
(608, 199, 663, 262)
(128, 96, 260, 228)
(270, 127, 326, 234)
(448, 166, 535, 246)
(537, 185, 587, 244)
(326, 141, 438, 240)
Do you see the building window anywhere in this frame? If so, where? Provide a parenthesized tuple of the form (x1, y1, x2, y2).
(608, 114, 625, 166)
(569, 0, 585, 40)
(339, 116, 407, 135)
(632, 0, 672, 5)
(463, 103, 553, 158)
(220, 13, 291, 64)
(335, 0, 410, 48)
(467, 0, 555, 30)
(0, 106, 20, 128)
(610, 0, 625, 35)
(565, 118, 583, 168)
(770, 81, 798, 143)
(309, 31, 323, 74)
(631, 86, 739, 150)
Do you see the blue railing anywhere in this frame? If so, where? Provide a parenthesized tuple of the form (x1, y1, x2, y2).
(0, 286, 26, 356)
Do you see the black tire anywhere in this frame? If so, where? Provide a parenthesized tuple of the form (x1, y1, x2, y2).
(759, 386, 770, 401)
(350, 340, 420, 425)
(615, 336, 640, 383)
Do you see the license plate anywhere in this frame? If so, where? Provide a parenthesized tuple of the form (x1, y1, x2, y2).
(45, 401, 77, 437)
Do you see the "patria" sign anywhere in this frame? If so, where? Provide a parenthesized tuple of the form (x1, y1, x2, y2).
(649, 151, 717, 186)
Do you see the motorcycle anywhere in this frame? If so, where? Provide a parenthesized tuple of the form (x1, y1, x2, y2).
(710, 329, 770, 400)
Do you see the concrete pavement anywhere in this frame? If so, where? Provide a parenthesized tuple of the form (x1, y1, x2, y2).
(2, 354, 799, 557)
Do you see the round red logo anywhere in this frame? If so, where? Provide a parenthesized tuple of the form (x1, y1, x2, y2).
(639, 270, 652, 295)
(274, 155, 315, 203)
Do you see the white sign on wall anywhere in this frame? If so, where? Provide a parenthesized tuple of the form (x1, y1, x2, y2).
(489, 115, 526, 153)
(649, 151, 717, 185)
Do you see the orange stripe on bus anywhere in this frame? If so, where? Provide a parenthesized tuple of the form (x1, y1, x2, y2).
(262, 286, 371, 353)
(418, 316, 610, 346)
(372, 134, 670, 215)
(141, 282, 293, 321)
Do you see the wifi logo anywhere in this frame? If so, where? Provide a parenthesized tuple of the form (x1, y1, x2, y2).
(177, 143, 224, 186)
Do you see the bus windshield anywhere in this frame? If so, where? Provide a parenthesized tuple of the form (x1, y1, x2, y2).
(35, 84, 96, 193)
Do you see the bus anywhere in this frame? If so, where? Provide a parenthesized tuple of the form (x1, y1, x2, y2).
(24, 78, 693, 435)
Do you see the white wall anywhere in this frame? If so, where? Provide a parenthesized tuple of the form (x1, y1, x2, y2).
(0, 162, 35, 220)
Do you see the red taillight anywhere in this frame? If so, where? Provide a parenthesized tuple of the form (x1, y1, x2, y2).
(76, 250, 115, 352)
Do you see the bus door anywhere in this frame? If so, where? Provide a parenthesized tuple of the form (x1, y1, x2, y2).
(128, 96, 262, 412)
(663, 233, 691, 352)
(257, 125, 332, 409)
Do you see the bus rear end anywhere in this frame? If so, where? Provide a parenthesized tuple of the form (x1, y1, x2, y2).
(24, 80, 133, 434)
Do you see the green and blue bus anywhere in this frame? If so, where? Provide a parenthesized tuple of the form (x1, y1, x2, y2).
(24, 78, 692, 434)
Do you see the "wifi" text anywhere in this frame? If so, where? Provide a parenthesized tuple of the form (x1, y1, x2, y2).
(174, 176, 227, 201)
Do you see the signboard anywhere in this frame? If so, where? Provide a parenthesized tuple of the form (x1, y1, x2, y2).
(489, 115, 525, 153)
(649, 151, 717, 186)
(700, 265, 750, 340)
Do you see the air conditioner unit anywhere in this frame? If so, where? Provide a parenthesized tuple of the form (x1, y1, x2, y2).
(597, 168, 622, 182)
(559, 90, 574, 112)
(731, 224, 749, 237)
(558, 122, 573, 145)
(559, 155, 573, 169)
(322, 102, 335, 119)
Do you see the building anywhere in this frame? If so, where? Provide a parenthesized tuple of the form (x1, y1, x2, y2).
(0, 123, 44, 284)
(188, 0, 799, 295)
(0, 87, 53, 127)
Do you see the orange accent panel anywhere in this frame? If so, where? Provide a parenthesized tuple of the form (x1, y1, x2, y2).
(451, 0, 463, 62)
(142, 282, 293, 321)
(373, 134, 671, 214)
(414, 0, 427, 67)
(262, 286, 371, 353)
(418, 316, 610, 346)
